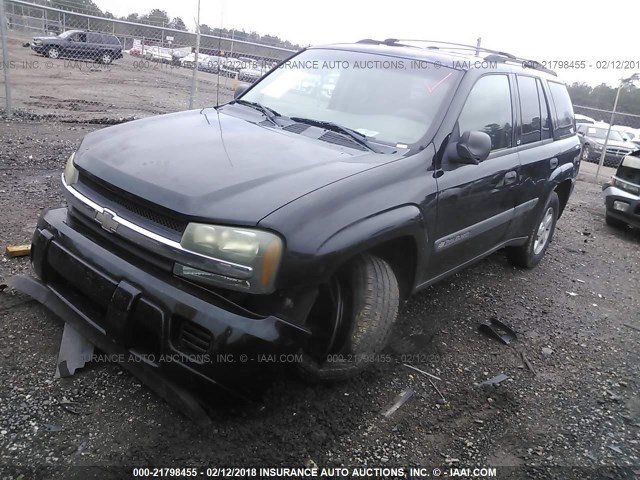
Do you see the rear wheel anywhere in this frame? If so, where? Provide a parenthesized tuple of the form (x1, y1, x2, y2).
(507, 192, 559, 268)
(605, 211, 627, 229)
(295, 253, 399, 382)
(99, 52, 113, 65)
(47, 47, 60, 59)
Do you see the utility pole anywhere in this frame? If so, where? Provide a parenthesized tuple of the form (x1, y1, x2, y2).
(189, 0, 201, 109)
(0, 0, 13, 117)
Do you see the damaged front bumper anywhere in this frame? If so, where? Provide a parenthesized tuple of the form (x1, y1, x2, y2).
(603, 184, 640, 228)
(24, 207, 310, 397)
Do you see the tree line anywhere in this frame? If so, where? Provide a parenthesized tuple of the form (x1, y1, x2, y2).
(568, 82, 640, 116)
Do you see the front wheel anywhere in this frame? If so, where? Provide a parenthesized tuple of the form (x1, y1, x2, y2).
(507, 192, 559, 268)
(295, 253, 399, 382)
(47, 47, 60, 59)
(582, 145, 593, 162)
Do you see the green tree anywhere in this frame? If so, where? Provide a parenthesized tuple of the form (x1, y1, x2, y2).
(169, 17, 187, 31)
(143, 8, 169, 27)
(49, 0, 103, 15)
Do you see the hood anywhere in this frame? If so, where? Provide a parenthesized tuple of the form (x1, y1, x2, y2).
(32, 36, 59, 41)
(74, 108, 393, 225)
(593, 138, 636, 149)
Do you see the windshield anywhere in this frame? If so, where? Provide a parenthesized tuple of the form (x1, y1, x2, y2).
(241, 48, 461, 145)
(58, 30, 79, 39)
(587, 127, 624, 142)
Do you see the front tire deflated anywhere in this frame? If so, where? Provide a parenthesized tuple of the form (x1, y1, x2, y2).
(296, 253, 399, 382)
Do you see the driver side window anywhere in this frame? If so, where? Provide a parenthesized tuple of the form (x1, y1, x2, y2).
(458, 75, 513, 151)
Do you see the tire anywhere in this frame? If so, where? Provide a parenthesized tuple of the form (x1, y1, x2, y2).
(99, 52, 113, 65)
(582, 145, 592, 162)
(605, 211, 627, 229)
(47, 47, 60, 59)
(295, 253, 399, 382)
(507, 192, 559, 268)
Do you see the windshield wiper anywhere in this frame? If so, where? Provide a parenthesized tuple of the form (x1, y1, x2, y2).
(234, 100, 281, 126)
(290, 117, 380, 153)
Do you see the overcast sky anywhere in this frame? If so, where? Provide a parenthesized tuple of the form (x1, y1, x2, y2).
(94, 0, 639, 87)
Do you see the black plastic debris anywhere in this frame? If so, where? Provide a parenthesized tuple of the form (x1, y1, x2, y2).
(478, 318, 517, 345)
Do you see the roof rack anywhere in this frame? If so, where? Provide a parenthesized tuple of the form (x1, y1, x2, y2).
(355, 38, 557, 77)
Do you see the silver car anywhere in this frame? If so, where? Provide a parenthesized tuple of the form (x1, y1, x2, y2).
(602, 153, 640, 229)
(578, 124, 638, 167)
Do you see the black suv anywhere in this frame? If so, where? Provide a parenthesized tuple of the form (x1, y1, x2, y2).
(22, 39, 580, 392)
(31, 30, 123, 64)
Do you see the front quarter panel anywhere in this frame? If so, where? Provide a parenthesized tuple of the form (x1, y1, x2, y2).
(259, 147, 438, 290)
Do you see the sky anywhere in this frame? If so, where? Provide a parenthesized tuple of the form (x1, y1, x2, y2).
(93, 0, 640, 87)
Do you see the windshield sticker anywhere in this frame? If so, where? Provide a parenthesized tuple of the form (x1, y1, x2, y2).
(587, 127, 596, 134)
(356, 128, 379, 137)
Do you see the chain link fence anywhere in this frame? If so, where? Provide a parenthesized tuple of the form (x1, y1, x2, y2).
(0, 0, 297, 121)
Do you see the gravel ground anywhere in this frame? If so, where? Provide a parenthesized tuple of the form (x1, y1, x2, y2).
(1, 32, 235, 120)
(1, 118, 639, 480)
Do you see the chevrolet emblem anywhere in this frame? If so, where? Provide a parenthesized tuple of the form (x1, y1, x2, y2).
(94, 209, 119, 233)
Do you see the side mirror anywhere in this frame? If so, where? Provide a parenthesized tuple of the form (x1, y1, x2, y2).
(234, 83, 251, 99)
(577, 131, 584, 136)
(452, 130, 491, 165)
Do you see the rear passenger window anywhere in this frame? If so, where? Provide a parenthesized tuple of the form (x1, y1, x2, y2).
(517, 76, 541, 145)
(537, 80, 552, 140)
(458, 75, 513, 151)
(548, 81, 575, 138)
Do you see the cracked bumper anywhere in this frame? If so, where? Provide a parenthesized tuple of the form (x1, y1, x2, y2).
(25, 207, 308, 394)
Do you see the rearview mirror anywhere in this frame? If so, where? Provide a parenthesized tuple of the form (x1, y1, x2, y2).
(452, 130, 491, 165)
(234, 83, 251, 99)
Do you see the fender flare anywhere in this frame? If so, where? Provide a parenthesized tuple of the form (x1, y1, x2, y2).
(314, 204, 429, 287)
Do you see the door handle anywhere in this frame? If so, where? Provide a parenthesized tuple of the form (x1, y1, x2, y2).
(550, 157, 558, 169)
(504, 171, 518, 185)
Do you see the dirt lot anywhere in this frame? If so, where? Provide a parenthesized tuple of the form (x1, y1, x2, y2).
(1, 32, 235, 120)
(0, 115, 638, 480)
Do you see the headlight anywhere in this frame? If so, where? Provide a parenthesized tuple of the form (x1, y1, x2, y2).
(63, 152, 78, 185)
(176, 223, 283, 293)
(594, 143, 603, 151)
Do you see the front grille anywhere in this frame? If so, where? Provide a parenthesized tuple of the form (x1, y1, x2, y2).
(606, 147, 631, 156)
(78, 174, 187, 236)
(178, 319, 213, 354)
